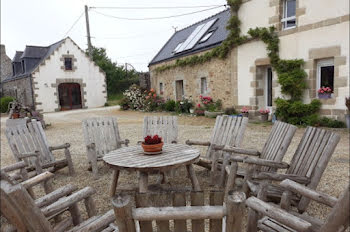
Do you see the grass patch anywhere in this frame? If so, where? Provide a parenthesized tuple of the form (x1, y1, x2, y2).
(107, 93, 124, 106)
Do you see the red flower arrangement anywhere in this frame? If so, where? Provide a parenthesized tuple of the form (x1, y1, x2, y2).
(143, 135, 162, 144)
(317, 86, 332, 94)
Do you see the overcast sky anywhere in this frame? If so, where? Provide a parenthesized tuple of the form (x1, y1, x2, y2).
(1, 0, 227, 72)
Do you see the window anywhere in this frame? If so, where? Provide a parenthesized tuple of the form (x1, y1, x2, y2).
(317, 59, 334, 93)
(12, 64, 15, 76)
(175, 80, 184, 101)
(21, 60, 25, 73)
(159, 82, 164, 94)
(173, 42, 183, 53)
(64, 58, 73, 70)
(200, 77, 207, 94)
(281, 0, 296, 30)
(266, 68, 273, 107)
(199, 31, 214, 43)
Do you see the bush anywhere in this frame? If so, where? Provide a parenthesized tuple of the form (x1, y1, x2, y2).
(164, 100, 176, 111)
(120, 97, 130, 110)
(318, 117, 346, 128)
(194, 109, 205, 116)
(1, 96, 14, 113)
(224, 106, 237, 115)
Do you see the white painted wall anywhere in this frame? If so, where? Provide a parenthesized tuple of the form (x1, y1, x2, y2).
(33, 38, 106, 112)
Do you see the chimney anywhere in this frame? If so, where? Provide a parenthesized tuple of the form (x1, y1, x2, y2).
(0, 44, 5, 55)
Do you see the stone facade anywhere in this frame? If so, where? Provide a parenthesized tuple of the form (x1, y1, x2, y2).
(0, 45, 13, 82)
(149, 0, 349, 121)
(2, 77, 34, 107)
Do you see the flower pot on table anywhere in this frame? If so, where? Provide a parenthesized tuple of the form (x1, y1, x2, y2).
(141, 142, 164, 153)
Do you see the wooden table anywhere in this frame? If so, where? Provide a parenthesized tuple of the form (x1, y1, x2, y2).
(103, 143, 201, 196)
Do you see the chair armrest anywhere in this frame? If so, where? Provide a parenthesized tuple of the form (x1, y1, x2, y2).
(49, 143, 70, 151)
(255, 172, 310, 184)
(1, 161, 27, 173)
(21, 171, 54, 189)
(41, 186, 96, 218)
(35, 184, 78, 208)
(17, 151, 40, 159)
(246, 197, 312, 232)
(185, 140, 211, 146)
(280, 179, 337, 207)
(213, 145, 261, 156)
(227, 156, 289, 169)
(119, 139, 130, 147)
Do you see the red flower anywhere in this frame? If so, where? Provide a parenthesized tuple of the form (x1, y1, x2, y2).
(197, 103, 201, 108)
(144, 134, 162, 144)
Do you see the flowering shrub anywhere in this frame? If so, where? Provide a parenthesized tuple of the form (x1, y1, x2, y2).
(144, 88, 165, 111)
(317, 86, 332, 94)
(241, 107, 249, 113)
(259, 108, 270, 115)
(144, 135, 162, 144)
(175, 97, 193, 113)
(199, 95, 222, 112)
(123, 85, 146, 110)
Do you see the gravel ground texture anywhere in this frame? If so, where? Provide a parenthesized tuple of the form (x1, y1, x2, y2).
(1, 107, 349, 230)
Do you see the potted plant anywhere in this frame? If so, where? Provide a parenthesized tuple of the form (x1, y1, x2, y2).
(259, 108, 270, 121)
(241, 107, 249, 118)
(141, 135, 164, 153)
(346, 97, 350, 129)
(200, 95, 223, 118)
(317, 86, 332, 99)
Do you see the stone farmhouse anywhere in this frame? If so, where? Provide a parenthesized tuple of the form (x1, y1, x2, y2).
(149, 0, 349, 121)
(1, 37, 106, 112)
(0, 45, 13, 82)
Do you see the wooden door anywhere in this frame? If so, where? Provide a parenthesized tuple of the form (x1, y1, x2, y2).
(175, 80, 184, 101)
(58, 83, 82, 110)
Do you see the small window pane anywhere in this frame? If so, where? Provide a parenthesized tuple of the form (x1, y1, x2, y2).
(320, 66, 334, 91)
(201, 77, 207, 94)
(200, 31, 214, 43)
(159, 83, 164, 93)
(64, 58, 72, 70)
(286, 0, 296, 18)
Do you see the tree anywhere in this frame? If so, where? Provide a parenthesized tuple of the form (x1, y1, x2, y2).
(87, 46, 139, 95)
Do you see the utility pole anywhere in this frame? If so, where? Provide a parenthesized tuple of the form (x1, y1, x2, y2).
(85, 5, 92, 58)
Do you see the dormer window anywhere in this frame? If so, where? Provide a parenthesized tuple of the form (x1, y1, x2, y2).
(281, 0, 296, 30)
(64, 58, 73, 70)
(21, 60, 25, 73)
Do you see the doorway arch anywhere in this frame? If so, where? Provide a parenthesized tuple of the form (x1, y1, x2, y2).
(58, 83, 82, 110)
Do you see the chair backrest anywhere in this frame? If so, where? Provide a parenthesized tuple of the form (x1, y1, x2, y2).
(287, 126, 340, 211)
(143, 116, 178, 143)
(113, 190, 245, 232)
(82, 117, 122, 156)
(259, 121, 297, 172)
(5, 120, 55, 167)
(207, 115, 248, 159)
(321, 184, 350, 232)
(0, 178, 53, 232)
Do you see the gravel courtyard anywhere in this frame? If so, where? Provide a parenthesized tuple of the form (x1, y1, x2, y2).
(1, 106, 349, 228)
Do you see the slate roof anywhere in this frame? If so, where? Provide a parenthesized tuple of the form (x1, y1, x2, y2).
(2, 39, 64, 82)
(149, 8, 230, 66)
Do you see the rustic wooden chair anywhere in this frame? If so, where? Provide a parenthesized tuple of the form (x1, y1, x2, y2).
(215, 121, 297, 194)
(82, 117, 130, 179)
(237, 126, 340, 213)
(5, 120, 75, 176)
(112, 190, 246, 232)
(0, 170, 117, 232)
(245, 179, 349, 232)
(143, 116, 178, 143)
(186, 115, 248, 185)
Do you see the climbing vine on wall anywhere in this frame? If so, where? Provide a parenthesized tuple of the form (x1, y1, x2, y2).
(155, 0, 324, 125)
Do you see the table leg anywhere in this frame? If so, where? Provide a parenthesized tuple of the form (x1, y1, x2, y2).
(110, 169, 120, 197)
(139, 171, 149, 193)
(186, 164, 201, 191)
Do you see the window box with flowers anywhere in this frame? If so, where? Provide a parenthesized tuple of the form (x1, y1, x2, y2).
(317, 87, 332, 99)
(259, 108, 270, 122)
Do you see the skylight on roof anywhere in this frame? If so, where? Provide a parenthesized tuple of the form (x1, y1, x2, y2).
(199, 31, 214, 43)
(173, 42, 184, 53)
(175, 18, 217, 53)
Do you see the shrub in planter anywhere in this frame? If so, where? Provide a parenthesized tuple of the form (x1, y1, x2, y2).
(164, 100, 176, 111)
(1, 96, 14, 113)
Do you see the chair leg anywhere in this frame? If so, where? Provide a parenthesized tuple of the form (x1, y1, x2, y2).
(64, 148, 75, 176)
(225, 162, 238, 199)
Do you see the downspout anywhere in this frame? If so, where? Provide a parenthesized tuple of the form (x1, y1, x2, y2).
(29, 73, 36, 110)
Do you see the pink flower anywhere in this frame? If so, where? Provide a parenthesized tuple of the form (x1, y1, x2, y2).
(153, 93, 157, 97)
(197, 103, 201, 108)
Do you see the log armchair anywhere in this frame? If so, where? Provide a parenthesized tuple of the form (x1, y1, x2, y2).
(82, 117, 129, 179)
(112, 190, 246, 232)
(5, 120, 75, 176)
(0, 170, 117, 232)
(143, 116, 178, 144)
(215, 121, 296, 191)
(230, 126, 340, 213)
(245, 179, 349, 232)
(186, 115, 248, 185)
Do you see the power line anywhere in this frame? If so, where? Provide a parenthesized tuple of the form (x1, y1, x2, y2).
(90, 5, 226, 10)
(63, 11, 85, 37)
(91, 5, 226, 21)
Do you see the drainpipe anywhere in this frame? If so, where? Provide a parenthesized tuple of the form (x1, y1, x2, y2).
(29, 73, 36, 110)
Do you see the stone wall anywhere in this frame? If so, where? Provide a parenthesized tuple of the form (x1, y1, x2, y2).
(2, 77, 34, 107)
(0, 44, 13, 82)
(149, 48, 237, 109)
